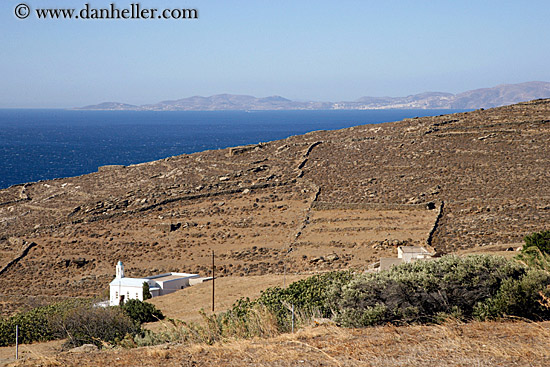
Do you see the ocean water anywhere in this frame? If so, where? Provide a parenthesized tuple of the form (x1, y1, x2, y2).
(0, 109, 466, 189)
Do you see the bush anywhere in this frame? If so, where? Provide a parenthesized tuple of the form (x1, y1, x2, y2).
(53, 304, 140, 348)
(143, 282, 152, 301)
(518, 231, 550, 270)
(523, 230, 550, 254)
(0, 299, 146, 348)
(121, 254, 550, 347)
(224, 271, 353, 333)
(121, 299, 164, 324)
(329, 255, 532, 327)
(0, 299, 86, 346)
(474, 269, 550, 320)
(217, 254, 550, 333)
(216, 302, 281, 340)
(517, 246, 550, 270)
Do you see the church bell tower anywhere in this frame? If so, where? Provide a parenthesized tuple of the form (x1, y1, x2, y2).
(116, 260, 125, 278)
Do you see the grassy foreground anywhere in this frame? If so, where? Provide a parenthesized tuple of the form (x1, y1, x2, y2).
(6, 320, 550, 366)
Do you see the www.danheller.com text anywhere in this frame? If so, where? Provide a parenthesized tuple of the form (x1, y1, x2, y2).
(15, 3, 199, 20)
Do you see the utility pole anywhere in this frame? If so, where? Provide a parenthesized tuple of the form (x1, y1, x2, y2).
(15, 325, 19, 360)
(291, 304, 295, 333)
(212, 250, 215, 312)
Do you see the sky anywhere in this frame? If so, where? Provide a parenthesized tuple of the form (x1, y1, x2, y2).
(1, 0, 550, 108)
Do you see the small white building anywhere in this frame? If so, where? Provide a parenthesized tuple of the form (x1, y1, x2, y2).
(109, 261, 199, 306)
(397, 246, 432, 263)
(378, 246, 433, 271)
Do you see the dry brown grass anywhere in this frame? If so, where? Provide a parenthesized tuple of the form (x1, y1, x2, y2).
(0, 339, 64, 367)
(145, 346, 171, 359)
(146, 274, 310, 327)
(7, 320, 550, 366)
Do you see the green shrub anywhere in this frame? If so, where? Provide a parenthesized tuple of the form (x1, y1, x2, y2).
(0, 299, 87, 346)
(143, 282, 152, 301)
(516, 246, 550, 270)
(0, 306, 56, 345)
(330, 255, 528, 327)
(523, 230, 550, 254)
(217, 302, 281, 339)
(474, 269, 550, 320)
(0, 299, 146, 348)
(518, 231, 550, 270)
(120, 254, 550, 347)
(218, 254, 550, 332)
(224, 271, 353, 332)
(121, 299, 164, 324)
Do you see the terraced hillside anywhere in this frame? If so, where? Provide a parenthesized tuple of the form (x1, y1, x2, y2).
(0, 99, 549, 314)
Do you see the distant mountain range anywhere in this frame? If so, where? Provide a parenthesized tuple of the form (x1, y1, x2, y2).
(78, 81, 550, 111)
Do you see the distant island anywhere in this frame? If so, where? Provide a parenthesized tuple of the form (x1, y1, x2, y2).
(78, 81, 550, 111)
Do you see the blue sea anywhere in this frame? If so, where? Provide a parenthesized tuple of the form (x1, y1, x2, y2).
(0, 109, 466, 189)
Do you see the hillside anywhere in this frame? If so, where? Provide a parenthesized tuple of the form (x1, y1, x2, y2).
(352, 81, 550, 109)
(78, 94, 332, 111)
(78, 81, 550, 111)
(0, 99, 549, 315)
(451, 81, 550, 108)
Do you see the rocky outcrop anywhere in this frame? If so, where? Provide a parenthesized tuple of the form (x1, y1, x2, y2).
(0, 240, 37, 277)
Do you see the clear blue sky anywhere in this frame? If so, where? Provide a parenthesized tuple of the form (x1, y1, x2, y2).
(1, 0, 549, 108)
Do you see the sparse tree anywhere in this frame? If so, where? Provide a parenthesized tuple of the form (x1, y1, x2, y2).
(142, 282, 152, 301)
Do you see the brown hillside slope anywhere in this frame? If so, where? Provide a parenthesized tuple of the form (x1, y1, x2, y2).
(303, 99, 550, 252)
(0, 99, 549, 314)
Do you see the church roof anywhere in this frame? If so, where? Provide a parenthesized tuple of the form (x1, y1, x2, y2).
(110, 261, 199, 288)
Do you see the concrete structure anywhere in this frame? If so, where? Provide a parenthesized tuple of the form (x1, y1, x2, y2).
(397, 246, 432, 263)
(109, 261, 199, 306)
(378, 246, 433, 271)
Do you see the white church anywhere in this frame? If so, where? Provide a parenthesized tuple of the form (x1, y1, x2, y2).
(109, 261, 200, 306)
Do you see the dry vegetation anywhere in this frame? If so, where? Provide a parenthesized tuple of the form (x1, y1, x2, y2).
(5, 321, 550, 366)
(147, 274, 310, 325)
(0, 340, 63, 366)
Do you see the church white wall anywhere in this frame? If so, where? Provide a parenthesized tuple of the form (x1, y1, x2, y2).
(109, 284, 143, 306)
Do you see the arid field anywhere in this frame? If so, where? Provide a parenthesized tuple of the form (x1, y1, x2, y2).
(3, 320, 550, 366)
